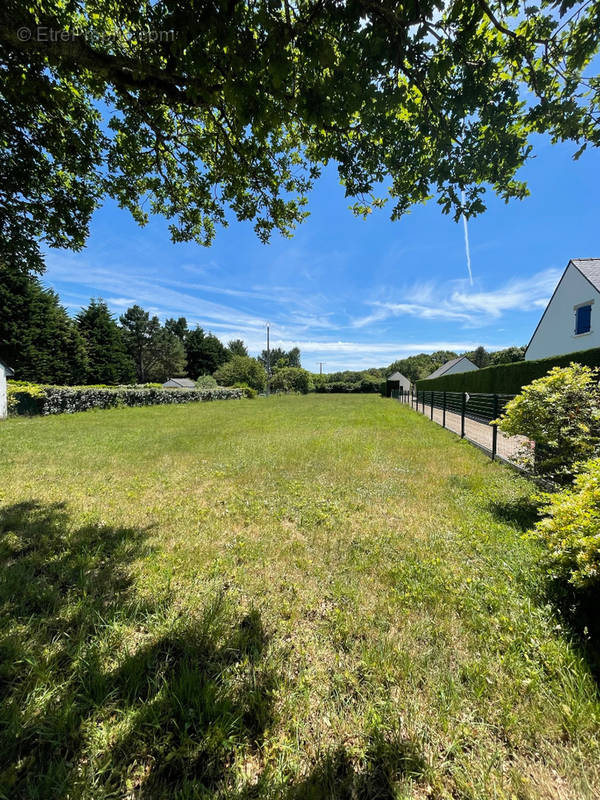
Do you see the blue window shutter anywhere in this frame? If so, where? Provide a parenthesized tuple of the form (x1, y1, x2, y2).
(575, 305, 592, 334)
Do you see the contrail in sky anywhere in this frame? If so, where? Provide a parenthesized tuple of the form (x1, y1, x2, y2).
(461, 190, 473, 286)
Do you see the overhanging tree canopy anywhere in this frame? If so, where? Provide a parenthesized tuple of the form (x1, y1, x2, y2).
(1, 0, 599, 272)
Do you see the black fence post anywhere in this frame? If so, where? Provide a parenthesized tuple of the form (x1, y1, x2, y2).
(430, 391, 434, 420)
(461, 392, 466, 438)
(422, 392, 425, 415)
(491, 393, 499, 461)
(442, 391, 446, 428)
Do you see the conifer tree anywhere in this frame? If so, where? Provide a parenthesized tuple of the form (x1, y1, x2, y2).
(0, 264, 88, 384)
(77, 299, 135, 384)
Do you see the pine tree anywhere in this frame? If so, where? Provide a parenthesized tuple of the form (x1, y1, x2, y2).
(0, 264, 88, 384)
(165, 317, 189, 343)
(119, 305, 161, 382)
(120, 305, 188, 382)
(226, 339, 248, 357)
(185, 328, 228, 378)
(77, 299, 135, 384)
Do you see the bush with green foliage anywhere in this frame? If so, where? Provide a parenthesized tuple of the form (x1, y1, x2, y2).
(270, 367, 312, 394)
(533, 458, 600, 590)
(416, 345, 600, 394)
(195, 375, 218, 389)
(314, 378, 381, 394)
(494, 364, 600, 483)
(233, 383, 257, 398)
(214, 356, 266, 391)
(7, 383, 242, 416)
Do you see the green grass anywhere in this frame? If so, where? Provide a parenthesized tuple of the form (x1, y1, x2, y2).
(1, 394, 598, 799)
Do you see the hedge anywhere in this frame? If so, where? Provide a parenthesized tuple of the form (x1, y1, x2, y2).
(7, 383, 242, 416)
(415, 346, 600, 394)
(314, 379, 382, 394)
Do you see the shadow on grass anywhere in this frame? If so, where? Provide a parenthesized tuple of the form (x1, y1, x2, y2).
(285, 735, 426, 800)
(488, 495, 541, 531)
(544, 581, 600, 686)
(0, 501, 276, 798)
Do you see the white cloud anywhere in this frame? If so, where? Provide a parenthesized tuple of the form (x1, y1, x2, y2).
(352, 269, 561, 329)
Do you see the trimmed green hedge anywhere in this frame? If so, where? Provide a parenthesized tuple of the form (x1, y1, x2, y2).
(415, 346, 600, 394)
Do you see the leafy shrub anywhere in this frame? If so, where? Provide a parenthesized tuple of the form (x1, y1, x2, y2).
(314, 379, 381, 394)
(233, 382, 257, 398)
(7, 383, 242, 416)
(270, 367, 312, 394)
(416, 345, 600, 394)
(196, 375, 218, 389)
(213, 356, 266, 391)
(533, 458, 600, 590)
(494, 364, 600, 483)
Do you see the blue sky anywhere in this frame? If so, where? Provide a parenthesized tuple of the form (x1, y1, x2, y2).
(43, 135, 600, 373)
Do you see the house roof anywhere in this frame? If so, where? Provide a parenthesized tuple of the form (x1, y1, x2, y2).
(425, 356, 476, 381)
(525, 258, 600, 353)
(572, 258, 600, 291)
(387, 371, 409, 382)
(164, 377, 196, 388)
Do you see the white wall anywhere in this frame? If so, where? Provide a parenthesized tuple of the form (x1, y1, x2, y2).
(0, 366, 7, 419)
(445, 358, 478, 376)
(526, 264, 600, 361)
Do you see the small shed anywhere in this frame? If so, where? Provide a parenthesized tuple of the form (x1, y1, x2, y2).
(162, 377, 196, 389)
(386, 371, 411, 398)
(0, 359, 14, 419)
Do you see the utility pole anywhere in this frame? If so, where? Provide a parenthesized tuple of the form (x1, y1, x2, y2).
(319, 362, 325, 375)
(266, 322, 271, 397)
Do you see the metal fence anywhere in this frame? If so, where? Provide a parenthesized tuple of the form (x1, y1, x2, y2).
(395, 388, 528, 465)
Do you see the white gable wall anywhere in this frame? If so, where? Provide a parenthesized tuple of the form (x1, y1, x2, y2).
(444, 358, 478, 376)
(526, 263, 600, 361)
(0, 365, 8, 419)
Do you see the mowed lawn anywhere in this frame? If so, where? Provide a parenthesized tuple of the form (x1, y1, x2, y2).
(1, 395, 599, 800)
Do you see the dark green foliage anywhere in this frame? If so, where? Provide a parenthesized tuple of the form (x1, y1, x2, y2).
(119, 305, 162, 383)
(76, 299, 135, 384)
(388, 352, 458, 385)
(416, 346, 600, 394)
(214, 356, 266, 391)
(490, 346, 526, 366)
(312, 370, 384, 393)
(147, 329, 186, 383)
(185, 327, 229, 378)
(119, 305, 186, 382)
(227, 339, 248, 357)
(270, 367, 312, 394)
(164, 317, 189, 343)
(258, 346, 302, 371)
(314, 379, 382, 394)
(0, 265, 88, 384)
(463, 346, 491, 368)
(3, 0, 600, 274)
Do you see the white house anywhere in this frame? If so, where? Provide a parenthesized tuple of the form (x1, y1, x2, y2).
(0, 359, 14, 419)
(526, 258, 600, 361)
(424, 355, 478, 381)
(162, 377, 196, 389)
